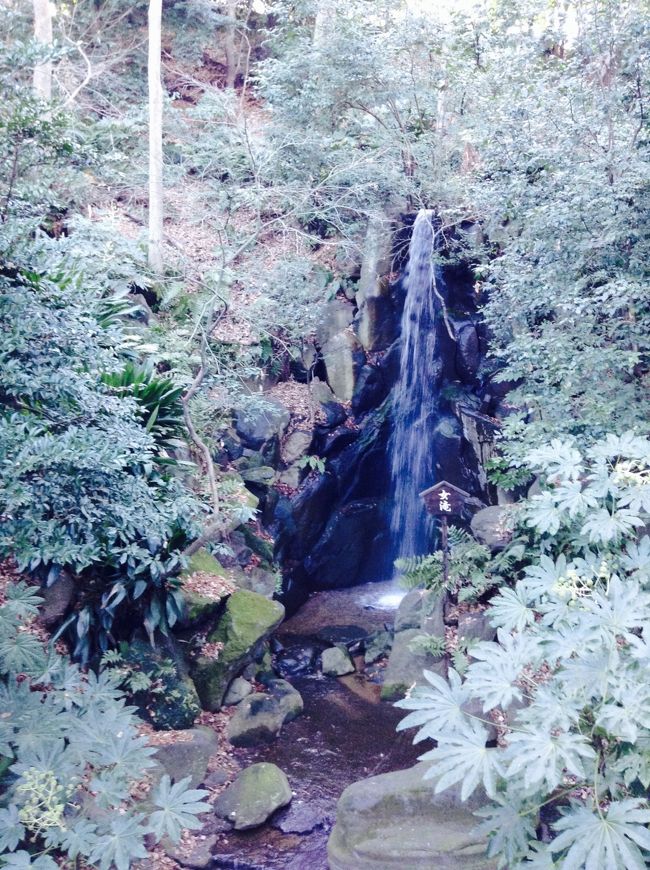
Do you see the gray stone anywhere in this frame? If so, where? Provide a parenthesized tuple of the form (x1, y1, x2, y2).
(235, 566, 278, 599)
(191, 589, 285, 711)
(223, 677, 254, 706)
(357, 213, 394, 305)
(282, 429, 312, 465)
(381, 629, 447, 702)
(203, 769, 230, 789)
(226, 680, 304, 747)
(272, 799, 329, 834)
(309, 377, 335, 406)
(457, 610, 495, 645)
(327, 763, 497, 869)
(278, 465, 302, 488)
(420, 591, 446, 637)
(321, 645, 355, 677)
(322, 330, 365, 402)
(214, 763, 292, 830)
(470, 506, 514, 552)
(163, 834, 217, 869)
(364, 630, 393, 664)
(153, 726, 218, 789)
(355, 295, 399, 353)
(316, 299, 354, 346)
(40, 571, 76, 628)
(240, 465, 276, 489)
(351, 365, 388, 416)
(455, 322, 480, 382)
(394, 589, 426, 632)
(235, 400, 290, 449)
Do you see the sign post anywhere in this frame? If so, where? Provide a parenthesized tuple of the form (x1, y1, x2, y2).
(419, 481, 475, 587)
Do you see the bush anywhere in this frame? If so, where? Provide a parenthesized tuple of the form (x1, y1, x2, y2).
(0, 264, 202, 660)
(396, 432, 650, 869)
(0, 583, 210, 869)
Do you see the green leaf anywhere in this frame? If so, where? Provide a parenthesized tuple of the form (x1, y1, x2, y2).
(551, 800, 650, 870)
(149, 775, 210, 843)
(0, 805, 25, 852)
(419, 721, 502, 799)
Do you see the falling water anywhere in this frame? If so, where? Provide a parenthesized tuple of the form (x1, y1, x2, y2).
(389, 209, 438, 560)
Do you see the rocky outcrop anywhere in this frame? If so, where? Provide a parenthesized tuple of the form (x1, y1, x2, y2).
(153, 726, 218, 788)
(327, 763, 497, 869)
(320, 645, 355, 677)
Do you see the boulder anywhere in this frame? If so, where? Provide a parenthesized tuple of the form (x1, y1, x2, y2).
(282, 429, 313, 465)
(364, 630, 393, 664)
(235, 400, 290, 449)
(316, 299, 354, 345)
(163, 834, 217, 869)
(357, 213, 394, 305)
(235, 566, 278, 599)
(322, 330, 365, 402)
(356, 295, 399, 353)
(223, 677, 253, 706)
(455, 323, 481, 383)
(394, 589, 426, 632)
(381, 629, 447, 702)
(40, 571, 76, 628)
(275, 643, 318, 678)
(214, 763, 292, 831)
(191, 590, 285, 711)
(321, 645, 355, 677)
(457, 610, 495, 645)
(226, 679, 303, 747)
(351, 365, 388, 416)
(153, 726, 218, 788)
(470, 506, 513, 552)
(327, 763, 497, 869)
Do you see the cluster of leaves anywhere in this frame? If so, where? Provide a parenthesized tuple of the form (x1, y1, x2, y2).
(396, 433, 650, 869)
(102, 641, 200, 731)
(0, 263, 204, 659)
(395, 526, 518, 604)
(0, 583, 210, 869)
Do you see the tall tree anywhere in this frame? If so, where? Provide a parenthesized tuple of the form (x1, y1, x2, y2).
(148, 0, 164, 273)
(32, 0, 53, 101)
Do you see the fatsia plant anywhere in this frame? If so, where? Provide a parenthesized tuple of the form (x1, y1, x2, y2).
(0, 583, 210, 869)
(396, 432, 650, 869)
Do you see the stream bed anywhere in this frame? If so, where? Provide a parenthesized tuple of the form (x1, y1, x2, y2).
(212, 581, 421, 869)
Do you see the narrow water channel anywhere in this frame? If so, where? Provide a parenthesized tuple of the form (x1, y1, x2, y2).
(213, 581, 421, 870)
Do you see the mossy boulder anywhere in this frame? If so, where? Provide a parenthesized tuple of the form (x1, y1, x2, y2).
(321, 645, 355, 677)
(214, 763, 292, 830)
(327, 763, 497, 869)
(179, 549, 231, 628)
(380, 630, 447, 702)
(191, 589, 284, 711)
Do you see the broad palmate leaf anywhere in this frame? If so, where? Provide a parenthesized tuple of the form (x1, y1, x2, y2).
(149, 775, 210, 842)
(551, 800, 650, 870)
(419, 721, 502, 799)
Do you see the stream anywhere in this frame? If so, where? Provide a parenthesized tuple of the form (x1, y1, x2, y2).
(212, 580, 421, 870)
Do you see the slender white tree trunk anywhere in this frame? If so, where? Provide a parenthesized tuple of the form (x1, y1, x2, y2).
(148, 0, 164, 273)
(224, 0, 238, 89)
(312, 0, 329, 49)
(33, 0, 53, 101)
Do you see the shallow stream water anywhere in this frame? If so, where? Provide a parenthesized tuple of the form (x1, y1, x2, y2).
(212, 581, 420, 870)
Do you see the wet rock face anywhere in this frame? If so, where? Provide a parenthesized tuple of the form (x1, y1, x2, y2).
(226, 679, 304, 747)
(235, 400, 290, 449)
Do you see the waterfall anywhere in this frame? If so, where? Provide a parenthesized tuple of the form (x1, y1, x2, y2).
(389, 209, 438, 560)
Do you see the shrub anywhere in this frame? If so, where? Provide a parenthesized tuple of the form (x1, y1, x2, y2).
(0, 583, 210, 869)
(396, 432, 650, 869)
(0, 264, 202, 659)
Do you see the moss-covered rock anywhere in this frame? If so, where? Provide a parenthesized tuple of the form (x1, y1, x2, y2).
(185, 548, 225, 576)
(191, 590, 284, 711)
(214, 763, 292, 830)
(327, 763, 497, 869)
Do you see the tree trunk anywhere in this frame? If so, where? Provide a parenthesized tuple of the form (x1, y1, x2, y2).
(148, 0, 164, 273)
(312, 0, 329, 49)
(224, 0, 238, 89)
(33, 0, 53, 101)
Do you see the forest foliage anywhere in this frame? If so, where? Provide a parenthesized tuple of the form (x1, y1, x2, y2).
(0, 0, 649, 867)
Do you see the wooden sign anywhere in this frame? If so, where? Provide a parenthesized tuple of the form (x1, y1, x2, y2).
(419, 480, 473, 517)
